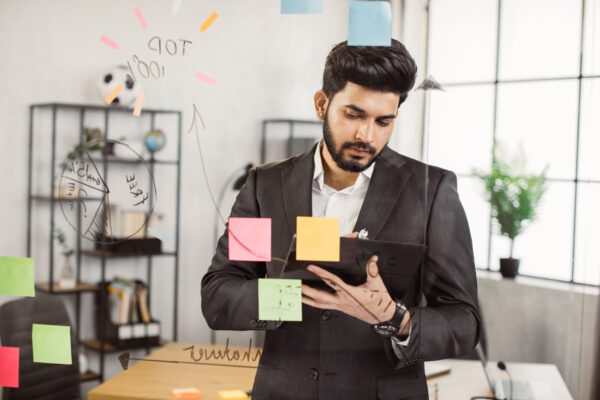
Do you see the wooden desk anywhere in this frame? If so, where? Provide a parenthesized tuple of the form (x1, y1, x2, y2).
(89, 343, 573, 400)
(88, 342, 259, 400)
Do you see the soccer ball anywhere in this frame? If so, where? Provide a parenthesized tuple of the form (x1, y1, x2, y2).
(96, 65, 142, 107)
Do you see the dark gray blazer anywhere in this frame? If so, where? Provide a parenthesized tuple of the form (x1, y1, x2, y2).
(201, 145, 480, 400)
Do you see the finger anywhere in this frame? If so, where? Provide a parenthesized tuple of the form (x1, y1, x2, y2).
(306, 265, 347, 289)
(302, 295, 336, 310)
(320, 277, 341, 292)
(301, 284, 339, 304)
(342, 232, 359, 238)
(366, 255, 379, 279)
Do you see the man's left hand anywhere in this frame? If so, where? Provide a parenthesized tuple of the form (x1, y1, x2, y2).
(301, 255, 400, 326)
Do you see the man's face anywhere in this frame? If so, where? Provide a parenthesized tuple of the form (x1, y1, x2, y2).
(320, 82, 400, 172)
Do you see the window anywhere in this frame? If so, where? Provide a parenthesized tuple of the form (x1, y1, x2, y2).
(426, 0, 600, 285)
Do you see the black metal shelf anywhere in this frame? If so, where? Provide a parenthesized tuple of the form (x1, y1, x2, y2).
(30, 102, 181, 115)
(80, 370, 101, 383)
(36, 282, 98, 294)
(90, 156, 179, 166)
(31, 195, 104, 202)
(26, 102, 182, 384)
(81, 250, 177, 258)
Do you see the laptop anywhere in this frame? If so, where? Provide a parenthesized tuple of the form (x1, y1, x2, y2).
(476, 344, 535, 400)
(279, 236, 425, 299)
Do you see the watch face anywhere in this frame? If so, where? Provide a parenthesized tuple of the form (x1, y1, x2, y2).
(373, 324, 397, 337)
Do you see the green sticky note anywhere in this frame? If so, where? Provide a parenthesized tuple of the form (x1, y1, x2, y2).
(258, 279, 302, 322)
(0, 256, 35, 297)
(32, 324, 72, 365)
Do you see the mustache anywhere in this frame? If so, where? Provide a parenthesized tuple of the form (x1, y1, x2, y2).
(341, 141, 376, 155)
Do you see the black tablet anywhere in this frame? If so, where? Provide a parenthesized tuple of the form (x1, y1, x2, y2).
(279, 237, 426, 298)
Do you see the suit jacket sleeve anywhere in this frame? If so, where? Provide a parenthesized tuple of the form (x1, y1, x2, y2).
(387, 170, 481, 368)
(201, 167, 280, 331)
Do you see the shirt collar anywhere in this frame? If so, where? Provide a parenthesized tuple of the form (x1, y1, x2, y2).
(313, 140, 375, 192)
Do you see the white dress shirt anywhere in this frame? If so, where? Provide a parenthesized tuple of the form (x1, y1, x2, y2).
(310, 142, 410, 353)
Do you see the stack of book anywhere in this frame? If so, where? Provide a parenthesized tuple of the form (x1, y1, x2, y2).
(98, 277, 160, 348)
(108, 277, 152, 324)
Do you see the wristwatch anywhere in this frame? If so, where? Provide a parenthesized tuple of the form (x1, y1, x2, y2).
(372, 301, 407, 337)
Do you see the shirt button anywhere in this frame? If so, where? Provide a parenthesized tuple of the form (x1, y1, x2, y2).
(309, 368, 319, 380)
(321, 310, 331, 321)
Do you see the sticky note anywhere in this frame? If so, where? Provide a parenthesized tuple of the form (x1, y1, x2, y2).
(348, 1, 392, 47)
(32, 324, 72, 365)
(259, 278, 302, 322)
(228, 218, 271, 262)
(0, 346, 19, 388)
(296, 217, 340, 261)
(0, 256, 35, 297)
(217, 389, 249, 400)
(172, 388, 203, 399)
(281, 0, 324, 14)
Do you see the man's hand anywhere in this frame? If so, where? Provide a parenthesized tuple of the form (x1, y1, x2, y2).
(301, 255, 399, 325)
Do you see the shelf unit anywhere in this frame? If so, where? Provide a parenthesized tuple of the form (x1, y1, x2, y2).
(26, 102, 182, 383)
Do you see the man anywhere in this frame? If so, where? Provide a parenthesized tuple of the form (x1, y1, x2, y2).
(201, 40, 480, 400)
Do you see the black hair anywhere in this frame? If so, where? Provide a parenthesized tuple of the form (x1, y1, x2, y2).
(322, 39, 418, 107)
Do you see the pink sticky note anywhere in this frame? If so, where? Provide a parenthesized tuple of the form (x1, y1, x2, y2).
(0, 346, 19, 388)
(100, 35, 120, 50)
(194, 72, 216, 85)
(228, 218, 271, 262)
(134, 7, 148, 29)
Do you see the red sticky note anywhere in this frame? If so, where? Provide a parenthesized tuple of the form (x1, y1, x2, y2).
(0, 346, 19, 388)
(228, 218, 271, 262)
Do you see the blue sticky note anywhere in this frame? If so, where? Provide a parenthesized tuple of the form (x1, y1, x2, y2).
(348, 1, 392, 47)
(281, 0, 324, 14)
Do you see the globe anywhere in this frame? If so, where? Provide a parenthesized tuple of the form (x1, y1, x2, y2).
(144, 130, 166, 153)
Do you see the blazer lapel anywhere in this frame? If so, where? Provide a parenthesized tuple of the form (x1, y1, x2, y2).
(281, 144, 316, 238)
(353, 147, 412, 239)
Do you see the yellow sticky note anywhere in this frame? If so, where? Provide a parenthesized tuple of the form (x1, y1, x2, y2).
(217, 390, 249, 400)
(296, 217, 340, 262)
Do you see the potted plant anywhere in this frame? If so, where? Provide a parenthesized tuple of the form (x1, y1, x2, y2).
(474, 145, 548, 278)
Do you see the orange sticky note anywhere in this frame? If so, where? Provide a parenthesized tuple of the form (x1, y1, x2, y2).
(104, 83, 124, 104)
(0, 346, 19, 388)
(200, 11, 218, 32)
(217, 390, 249, 400)
(296, 217, 340, 262)
(172, 388, 203, 399)
(228, 218, 271, 262)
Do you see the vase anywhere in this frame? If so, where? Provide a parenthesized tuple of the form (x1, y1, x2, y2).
(499, 258, 520, 278)
(59, 254, 76, 289)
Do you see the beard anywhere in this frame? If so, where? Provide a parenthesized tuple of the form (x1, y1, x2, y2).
(322, 112, 382, 173)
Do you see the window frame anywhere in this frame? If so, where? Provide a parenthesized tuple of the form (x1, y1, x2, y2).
(423, 0, 600, 286)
